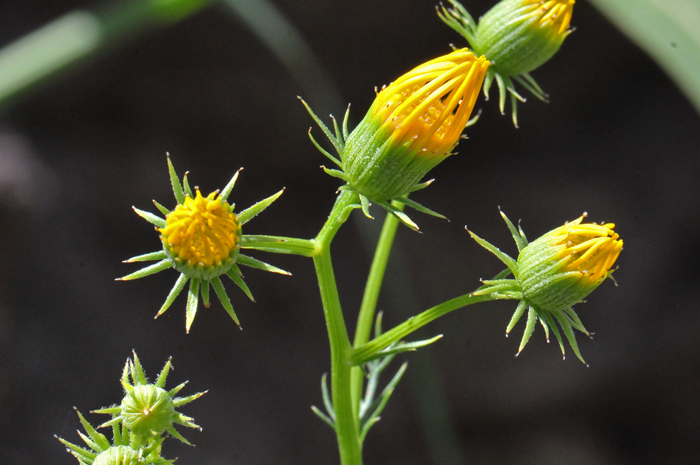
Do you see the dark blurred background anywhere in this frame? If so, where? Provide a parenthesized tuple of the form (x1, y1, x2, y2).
(1, 1, 699, 464)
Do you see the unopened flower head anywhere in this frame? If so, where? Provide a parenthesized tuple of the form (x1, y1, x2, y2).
(438, 0, 575, 125)
(94, 352, 206, 445)
(469, 211, 622, 363)
(119, 155, 289, 332)
(343, 48, 489, 202)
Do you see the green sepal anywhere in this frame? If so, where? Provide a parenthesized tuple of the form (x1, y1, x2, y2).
(436, 0, 477, 44)
(76, 410, 110, 451)
(517, 306, 538, 355)
(227, 267, 255, 302)
(185, 278, 201, 333)
(156, 273, 189, 317)
(133, 207, 166, 228)
(298, 97, 344, 155)
(56, 436, 97, 462)
(153, 200, 170, 216)
(342, 104, 351, 141)
(166, 153, 185, 205)
(542, 310, 566, 357)
(173, 390, 207, 408)
(360, 194, 374, 219)
(376, 200, 420, 232)
(552, 310, 587, 364)
(201, 279, 210, 307)
(166, 425, 192, 446)
(395, 197, 447, 220)
(467, 228, 518, 274)
(237, 253, 291, 275)
(499, 209, 526, 252)
(155, 358, 172, 389)
(182, 172, 193, 198)
(309, 130, 342, 166)
(117, 259, 172, 281)
(238, 188, 284, 225)
(211, 276, 240, 327)
(409, 179, 434, 192)
(321, 166, 348, 181)
(220, 168, 242, 203)
(123, 250, 167, 263)
(506, 300, 529, 335)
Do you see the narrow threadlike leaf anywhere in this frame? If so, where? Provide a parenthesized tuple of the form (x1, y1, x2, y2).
(495, 72, 507, 114)
(309, 130, 342, 166)
(156, 274, 189, 318)
(173, 390, 207, 408)
(201, 279, 211, 308)
(57, 437, 96, 461)
(321, 373, 335, 421)
(167, 154, 185, 205)
(76, 410, 110, 451)
(211, 276, 240, 326)
(321, 166, 348, 180)
(342, 104, 351, 140)
(185, 278, 201, 333)
(563, 306, 589, 335)
(499, 209, 526, 252)
(510, 92, 519, 128)
(131, 351, 147, 385)
(539, 315, 551, 342)
(166, 426, 192, 446)
(238, 189, 285, 225)
(396, 197, 447, 220)
(153, 200, 171, 216)
(155, 358, 172, 389)
(553, 311, 587, 364)
(360, 194, 374, 219)
(237, 254, 291, 275)
(220, 168, 242, 203)
(377, 201, 420, 231)
(505, 76, 527, 103)
(133, 207, 166, 228)
(513, 75, 548, 102)
(542, 311, 566, 357)
(226, 269, 255, 302)
(506, 300, 529, 336)
(117, 259, 171, 281)
(182, 172, 193, 198)
(354, 336, 442, 365)
(409, 179, 434, 192)
(361, 362, 408, 439)
(311, 406, 336, 429)
(168, 381, 188, 397)
(123, 250, 167, 263)
(298, 97, 343, 155)
(467, 229, 518, 274)
(522, 72, 548, 98)
(465, 108, 482, 128)
(518, 307, 538, 355)
(331, 114, 343, 145)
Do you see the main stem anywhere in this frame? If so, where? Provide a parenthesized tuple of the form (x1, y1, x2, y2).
(350, 201, 403, 414)
(313, 189, 362, 465)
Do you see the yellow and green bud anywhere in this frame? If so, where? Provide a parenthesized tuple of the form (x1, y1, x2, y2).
(301, 49, 487, 229)
(470, 212, 622, 363)
(119, 155, 289, 332)
(438, 0, 575, 125)
(342, 48, 488, 202)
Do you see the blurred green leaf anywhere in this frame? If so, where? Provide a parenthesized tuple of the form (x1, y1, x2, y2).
(589, 0, 700, 114)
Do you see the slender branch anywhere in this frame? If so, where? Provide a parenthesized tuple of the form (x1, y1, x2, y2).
(351, 292, 512, 366)
(350, 201, 402, 414)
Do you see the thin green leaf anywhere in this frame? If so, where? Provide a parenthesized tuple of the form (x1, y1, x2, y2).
(211, 276, 240, 327)
(298, 97, 343, 154)
(517, 307, 538, 355)
(76, 410, 110, 451)
(321, 373, 335, 421)
(361, 362, 408, 440)
(185, 278, 201, 334)
(354, 335, 442, 365)
(309, 129, 342, 166)
(117, 259, 171, 281)
(499, 209, 525, 252)
(238, 188, 284, 225)
(166, 153, 185, 205)
(153, 200, 171, 216)
(377, 201, 420, 232)
(552, 311, 587, 365)
(155, 358, 172, 389)
(342, 103, 351, 140)
(360, 194, 374, 219)
(237, 254, 291, 275)
(542, 311, 566, 358)
(396, 197, 447, 220)
(132, 207, 165, 228)
(182, 172, 193, 198)
(123, 250, 167, 263)
(156, 273, 188, 317)
(226, 269, 255, 302)
(409, 179, 434, 192)
(467, 228, 518, 274)
(220, 168, 242, 202)
(311, 406, 336, 430)
(321, 166, 348, 180)
(506, 300, 528, 335)
(201, 279, 210, 307)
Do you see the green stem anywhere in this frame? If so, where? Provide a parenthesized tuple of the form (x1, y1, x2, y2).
(312, 190, 362, 465)
(351, 292, 506, 366)
(350, 201, 402, 415)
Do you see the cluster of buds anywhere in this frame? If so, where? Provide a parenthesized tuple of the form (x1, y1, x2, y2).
(439, 0, 575, 125)
(469, 211, 622, 363)
(302, 48, 489, 229)
(57, 352, 205, 465)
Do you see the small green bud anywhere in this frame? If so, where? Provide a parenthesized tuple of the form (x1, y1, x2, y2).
(93, 446, 145, 465)
(470, 212, 622, 363)
(94, 352, 206, 445)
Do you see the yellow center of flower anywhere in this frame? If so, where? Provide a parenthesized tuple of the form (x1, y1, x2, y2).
(525, 0, 575, 36)
(373, 48, 489, 157)
(160, 189, 240, 268)
(552, 215, 622, 285)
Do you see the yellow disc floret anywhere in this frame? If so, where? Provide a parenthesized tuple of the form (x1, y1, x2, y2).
(160, 189, 241, 270)
(552, 215, 623, 286)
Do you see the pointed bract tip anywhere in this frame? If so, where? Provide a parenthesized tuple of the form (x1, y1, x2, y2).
(204, 303, 210, 308)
